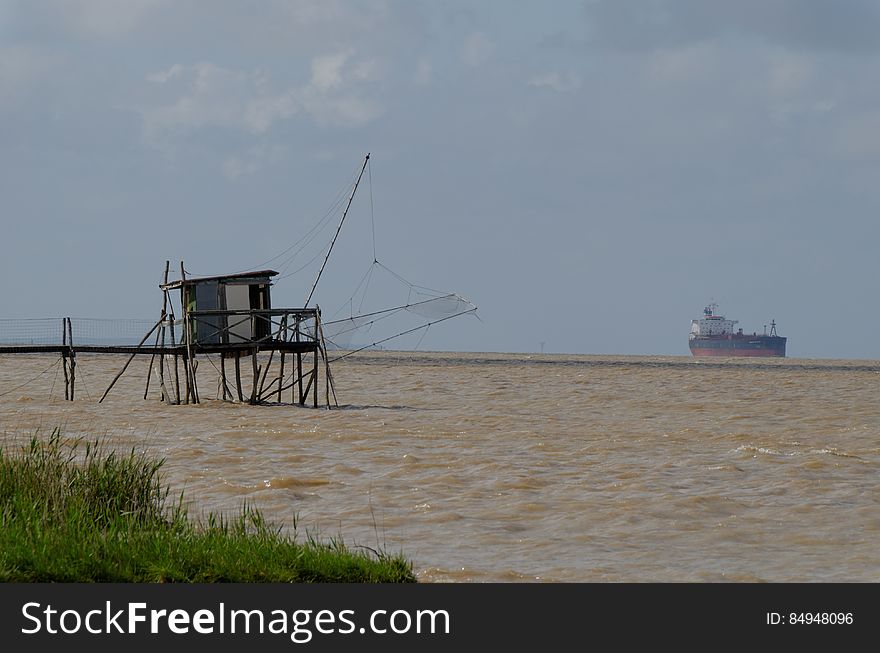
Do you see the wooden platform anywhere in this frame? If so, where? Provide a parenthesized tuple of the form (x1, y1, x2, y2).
(0, 341, 318, 356)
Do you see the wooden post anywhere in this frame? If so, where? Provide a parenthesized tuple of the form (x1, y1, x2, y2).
(173, 353, 181, 404)
(157, 324, 169, 402)
(167, 286, 181, 405)
(296, 316, 303, 405)
(145, 274, 168, 400)
(313, 347, 318, 408)
(235, 351, 244, 402)
(220, 353, 229, 401)
(181, 261, 190, 404)
(318, 308, 328, 409)
(316, 308, 337, 408)
(99, 318, 163, 403)
(301, 369, 314, 405)
(158, 260, 170, 402)
(181, 261, 199, 404)
(278, 353, 285, 403)
(252, 312, 270, 400)
(250, 346, 260, 404)
(144, 325, 160, 400)
(61, 318, 69, 401)
(257, 348, 274, 398)
(257, 313, 284, 400)
(67, 318, 76, 401)
(277, 315, 287, 403)
(192, 356, 199, 403)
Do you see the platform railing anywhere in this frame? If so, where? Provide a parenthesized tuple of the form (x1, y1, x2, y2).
(185, 308, 320, 347)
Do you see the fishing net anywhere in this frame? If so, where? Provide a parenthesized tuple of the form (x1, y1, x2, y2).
(322, 291, 478, 354)
(0, 318, 157, 346)
(228, 155, 478, 358)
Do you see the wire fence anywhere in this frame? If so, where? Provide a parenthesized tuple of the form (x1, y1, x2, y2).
(0, 318, 157, 346)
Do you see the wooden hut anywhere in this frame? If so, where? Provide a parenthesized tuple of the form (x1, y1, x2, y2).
(160, 270, 277, 344)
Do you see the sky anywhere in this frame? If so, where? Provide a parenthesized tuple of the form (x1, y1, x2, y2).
(2, 0, 880, 359)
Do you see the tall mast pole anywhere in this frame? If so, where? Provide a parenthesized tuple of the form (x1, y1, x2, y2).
(304, 153, 370, 307)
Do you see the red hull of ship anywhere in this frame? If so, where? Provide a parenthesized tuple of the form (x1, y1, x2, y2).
(689, 347, 783, 358)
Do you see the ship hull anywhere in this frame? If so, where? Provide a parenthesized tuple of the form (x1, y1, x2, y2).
(689, 336, 786, 358)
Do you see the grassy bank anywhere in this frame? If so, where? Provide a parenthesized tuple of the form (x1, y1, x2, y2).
(0, 430, 415, 582)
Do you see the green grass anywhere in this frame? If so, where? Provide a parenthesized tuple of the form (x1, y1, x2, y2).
(0, 430, 415, 582)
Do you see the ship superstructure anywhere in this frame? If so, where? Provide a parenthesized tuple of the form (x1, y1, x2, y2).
(688, 303, 786, 357)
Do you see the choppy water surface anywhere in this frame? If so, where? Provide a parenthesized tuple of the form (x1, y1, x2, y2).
(2, 351, 878, 582)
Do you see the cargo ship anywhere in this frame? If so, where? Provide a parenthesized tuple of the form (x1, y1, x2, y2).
(689, 303, 786, 357)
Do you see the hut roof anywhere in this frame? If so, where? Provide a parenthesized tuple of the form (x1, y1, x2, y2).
(160, 270, 279, 290)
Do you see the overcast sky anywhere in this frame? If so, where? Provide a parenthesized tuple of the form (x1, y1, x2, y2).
(3, 1, 880, 358)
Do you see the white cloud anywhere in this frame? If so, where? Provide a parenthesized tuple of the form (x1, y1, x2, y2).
(142, 63, 252, 137)
(301, 93, 380, 127)
(351, 58, 382, 83)
(243, 92, 299, 134)
(142, 52, 383, 143)
(461, 31, 494, 67)
(310, 50, 352, 92)
(147, 64, 184, 84)
(222, 144, 286, 180)
(528, 72, 582, 93)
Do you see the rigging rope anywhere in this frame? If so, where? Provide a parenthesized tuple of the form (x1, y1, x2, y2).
(50, 355, 61, 399)
(325, 294, 465, 326)
(76, 365, 92, 401)
(275, 242, 332, 281)
(187, 163, 360, 280)
(369, 156, 377, 262)
(0, 357, 62, 398)
(305, 153, 370, 307)
(328, 308, 478, 363)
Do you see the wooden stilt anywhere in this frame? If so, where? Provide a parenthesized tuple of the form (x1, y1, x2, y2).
(278, 314, 287, 403)
(254, 311, 272, 397)
(296, 317, 303, 405)
(181, 261, 199, 404)
(257, 348, 274, 398)
(180, 260, 191, 405)
(99, 318, 163, 403)
(157, 260, 170, 402)
(173, 354, 182, 404)
(278, 352, 285, 403)
(315, 309, 337, 408)
(67, 318, 76, 401)
(301, 369, 314, 405)
(220, 353, 229, 401)
(250, 347, 260, 404)
(168, 290, 181, 405)
(313, 348, 318, 408)
(183, 360, 192, 404)
(144, 323, 161, 400)
(235, 351, 244, 402)
(61, 319, 69, 401)
(316, 307, 328, 409)
(157, 324, 168, 402)
(192, 357, 199, 404)
(296, 352, 303, 404)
